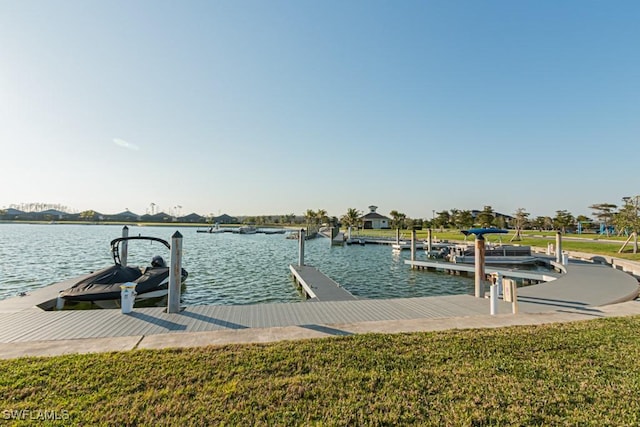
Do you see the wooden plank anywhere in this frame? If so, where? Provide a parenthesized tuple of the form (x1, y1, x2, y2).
(289, 265, 357, 301)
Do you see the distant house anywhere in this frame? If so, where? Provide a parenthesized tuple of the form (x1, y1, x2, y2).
(107, 211, 140, 222)
(141, 212, 172, 223)
(179, 213, 206, 223)
(214, 214, 238, 224)
(470, 210, 514, 227)
(35, 209, 69, 221)
(361, 206, 390, 229)
(1, 208, 26, 220)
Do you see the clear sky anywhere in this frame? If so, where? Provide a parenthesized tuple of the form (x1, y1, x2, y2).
(1, 0, 638, 220)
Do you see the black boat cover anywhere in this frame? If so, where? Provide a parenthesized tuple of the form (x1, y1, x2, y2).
(59, 265, 188, 302)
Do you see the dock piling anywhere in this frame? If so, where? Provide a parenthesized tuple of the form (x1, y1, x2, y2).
(167, 231, 183, 313)
(490, 283, 498, 315)
(298, 229, 306, 266)
(410, 229, 416, 266)
(556, 231, 563, 264)
(475, 235, 486, 298)
(121, 225, 129, 267)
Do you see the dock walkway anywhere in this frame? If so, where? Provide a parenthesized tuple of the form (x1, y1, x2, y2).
(289, 265, 356, 301)
(0, 254, 638, 359)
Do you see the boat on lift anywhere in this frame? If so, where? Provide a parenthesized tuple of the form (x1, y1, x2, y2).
(57, 236, 188, 307)
(447, 244, 537, 265)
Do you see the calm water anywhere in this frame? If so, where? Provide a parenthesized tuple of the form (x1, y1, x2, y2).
(0, 224, 474, 305)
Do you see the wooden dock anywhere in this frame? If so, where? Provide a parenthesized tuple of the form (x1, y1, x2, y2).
(289, 264, 357, 301)
(404, 259, 561, 283)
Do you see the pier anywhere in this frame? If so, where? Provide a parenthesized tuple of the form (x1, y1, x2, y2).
(289, 265, 357, 301)
(0, 248, 638, 359)
(404, 259, 561, 284)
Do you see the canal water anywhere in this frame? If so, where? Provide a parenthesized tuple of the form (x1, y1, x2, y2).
(0, 224, 474, 305)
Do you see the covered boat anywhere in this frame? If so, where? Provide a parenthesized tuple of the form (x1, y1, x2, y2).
(58, 236, 188, 303)
(447, 244, 537, 265)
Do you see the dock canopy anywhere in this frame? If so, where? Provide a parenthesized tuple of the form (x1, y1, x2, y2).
(461, 228, 509, 238)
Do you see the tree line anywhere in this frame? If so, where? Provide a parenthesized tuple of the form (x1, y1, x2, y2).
(332, 198, 640, 239)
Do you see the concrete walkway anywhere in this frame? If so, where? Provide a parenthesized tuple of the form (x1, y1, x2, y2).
(0, 255, 638, 359)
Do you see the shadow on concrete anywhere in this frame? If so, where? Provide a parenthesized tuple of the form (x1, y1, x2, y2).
(300, 324, 354, 336)
(517, 296, 603, 313)
(554, 309, 605, 318)
(128, 311, 187, 331)
(180, 310, 249, 330)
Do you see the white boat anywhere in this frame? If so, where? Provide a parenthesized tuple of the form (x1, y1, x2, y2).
(238, 225, 257, 234)
(197, 222, 226, 233)
(448, 244, 537, 265)
(392, 241, 427, 250)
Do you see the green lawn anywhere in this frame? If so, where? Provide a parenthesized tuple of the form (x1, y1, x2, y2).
(350, 228, 640, 261)
(2, 317, 640, 425)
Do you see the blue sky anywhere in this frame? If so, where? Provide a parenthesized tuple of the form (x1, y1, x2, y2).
(1, 0, 638, 219)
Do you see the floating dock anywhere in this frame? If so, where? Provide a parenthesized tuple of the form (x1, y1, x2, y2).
(289, 264, 357, 301)
(404, 259, 561, 284)
(0, 258, 637, 355)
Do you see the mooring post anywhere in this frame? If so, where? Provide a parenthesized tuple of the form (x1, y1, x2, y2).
(121, 225, 129, 266)
(490, 280, 498, 315)
(396, 228, 400, 245)
(167, 231, 183, 313)
(511, 281, 519, 314)
(348, 226, 352, 241)
(555, 231, 563, 264)
(475, 234, 486, 298)
(298, 229, 306, 266)
(427, 228, 433, 255)
(410, 229, 416, 267)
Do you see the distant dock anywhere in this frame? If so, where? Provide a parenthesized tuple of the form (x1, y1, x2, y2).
(404, 259, 561, 284)
(289, 265, 357, 302)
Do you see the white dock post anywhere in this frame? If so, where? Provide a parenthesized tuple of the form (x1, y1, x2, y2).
(511, 281, 519, 314)
(348, 226, 352, 241)
(167, 231, 183, 313)
(298, 229, 306, 266)
(121, 225, 129, 266)
(410, 229, 416, 267)
(490, 283, 498, 315)
(555, 231, 563, 264)
(475, 235, 486, 298)
(56, 292, 65, 310)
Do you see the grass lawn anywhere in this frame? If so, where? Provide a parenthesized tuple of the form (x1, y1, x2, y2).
(351, 228, 640, 262)
(2, 317, 640, 425)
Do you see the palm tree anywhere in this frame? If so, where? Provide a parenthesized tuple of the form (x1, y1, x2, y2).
(341, 208, 362, 229)
(304, 209, 317, 228)
(389, 210, 407, 230)
(316, 209, 328, 226)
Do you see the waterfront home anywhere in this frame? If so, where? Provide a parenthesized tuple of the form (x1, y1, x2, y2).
(361, 206, 390, 229)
